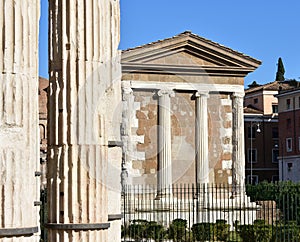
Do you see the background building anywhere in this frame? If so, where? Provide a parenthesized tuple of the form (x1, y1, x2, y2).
(244, 80, 298, 183)
(277, 86, 300, 181)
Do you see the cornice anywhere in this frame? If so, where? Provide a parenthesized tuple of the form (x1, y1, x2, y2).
(122, 62, 256, 77)
(122, 31, 261, 69)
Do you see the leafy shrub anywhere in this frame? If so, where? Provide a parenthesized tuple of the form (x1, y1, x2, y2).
(127, 219, 148, 240)
(214, 219, 230, 241)
(226, 231, 243, 242)
(271, 221, 300, 242)
(237, 220, 272, 242)
(123, 219, 166, 241)
(146, 221, 166, 241)
(168, 218, 188, 242)
(192, 222, 214, 241)
(246, 181, 300, 223)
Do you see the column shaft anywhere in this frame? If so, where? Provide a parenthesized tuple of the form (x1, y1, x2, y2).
(0, 1, 40, 241)
(157, 89, 174, 195)
(232, 92, 245, 189)
(48, 1, 121, 241)
(121, 83, 133, 188)
(195, 91, 209, 184)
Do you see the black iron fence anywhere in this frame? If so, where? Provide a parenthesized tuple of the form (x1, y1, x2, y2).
(122, 183, 300, 242)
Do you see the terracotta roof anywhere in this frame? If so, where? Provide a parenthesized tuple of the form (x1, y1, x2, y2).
(276, 86, 300, 97)
(245, 80, 298, 94)
(122, 31, 261, 65)
(244, 105, 263, 114)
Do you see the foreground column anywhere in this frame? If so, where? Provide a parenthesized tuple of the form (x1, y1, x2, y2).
(0, 1, 40, 241)
(195, 91, 209, 184)
(231, 92, 245, 191)
(157, 89, 175, 197)
(47, 1, 121, 241)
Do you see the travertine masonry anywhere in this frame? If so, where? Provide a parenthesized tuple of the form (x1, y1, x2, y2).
(126, 91, 235, 185)
(47, 0, 121, 241)
(0, 1, 40, 241)
(122, 32, 261, 187)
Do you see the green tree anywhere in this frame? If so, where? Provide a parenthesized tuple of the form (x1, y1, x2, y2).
(275, 57, 285, 81)
(248, 81, 260, 88)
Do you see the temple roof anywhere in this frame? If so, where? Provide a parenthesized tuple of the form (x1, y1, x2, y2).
(122, 31, 261, 76)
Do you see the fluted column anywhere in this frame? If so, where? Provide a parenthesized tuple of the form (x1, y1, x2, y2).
(0, 1, 40, 241)
(48, 0, 121, 241)
(231, 92, 245, 191)
(157, 89, 175, 196)
(121, 82, 134, 189)
(195, 91, 209, 184)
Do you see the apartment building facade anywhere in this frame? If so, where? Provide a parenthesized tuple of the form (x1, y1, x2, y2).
(244, 80, 297, 183)
(276, 87, 300, 181)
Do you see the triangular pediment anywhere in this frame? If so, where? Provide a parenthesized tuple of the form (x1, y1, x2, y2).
(139, 50, 222, 67)
(122, 31, 261, 75)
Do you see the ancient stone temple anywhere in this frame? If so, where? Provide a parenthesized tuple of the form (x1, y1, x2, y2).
(121, 31, 261, 188)
(47, 0, 122, 241)
(0, 1, 40, 241)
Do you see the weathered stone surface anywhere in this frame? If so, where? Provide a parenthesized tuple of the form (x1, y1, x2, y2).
(47, 0, 121, 241)
(0, 1, 40, 241)
(121, 32, 260, 187)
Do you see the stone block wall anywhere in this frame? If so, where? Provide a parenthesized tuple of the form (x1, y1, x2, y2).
(208, 94, 233, 184)
(124, 90, 234, 185)
(131, 90, 158, 185)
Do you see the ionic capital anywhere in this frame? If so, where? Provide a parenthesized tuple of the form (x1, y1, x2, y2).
(231, 92, 245, 99)
(195, 91, 209, 98)
(157, 89, 175, 97)
(122, 86, 133, 95)
(121, 82, 133, 94)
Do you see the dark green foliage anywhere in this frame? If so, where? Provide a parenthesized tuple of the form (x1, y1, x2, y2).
(123, 220, 166, 241)
(237, 220, 272, 242)
(146, 221, 166, 241)
(226, 231, 243, 242)
(214, 219, 230, 241)
(275, 57, 285, 81)
(191, 222, 214, 241)
(248, 81, 261, 88)
(271, 221, 300, 242)
(168, 218, 188, 242)
(246, 181, 300, 224)
(128, 219, 148, 240)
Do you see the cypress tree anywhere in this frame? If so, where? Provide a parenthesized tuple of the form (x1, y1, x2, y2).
(275, 57, 285, 81)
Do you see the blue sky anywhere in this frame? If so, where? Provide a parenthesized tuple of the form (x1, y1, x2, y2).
(39, 0, 300, 87)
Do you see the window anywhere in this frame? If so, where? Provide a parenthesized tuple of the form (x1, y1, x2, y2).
(247, 126, 257, 139)
(286, 138, 292, 152)
(39, 124, 46, 140)
(286, 99, 291, 110)
(272, 175, 279, 182)
(272, 104, 278, 113)
(247, 175, 258, 185)
(272, 127, 278, 139)
(272, 148, 279, 163)
(254, 98, 258, 104)
(287, 118, 292, 129)
(248, 149, 257, 163)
